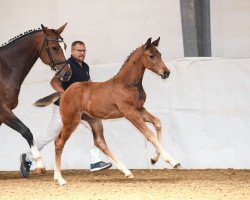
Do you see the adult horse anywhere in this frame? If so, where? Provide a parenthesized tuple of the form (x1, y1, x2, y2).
(35, 37, 181, 186)
(0, 24, 71, 171)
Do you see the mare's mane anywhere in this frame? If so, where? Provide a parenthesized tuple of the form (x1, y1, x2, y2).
(0, 28, 57, 48)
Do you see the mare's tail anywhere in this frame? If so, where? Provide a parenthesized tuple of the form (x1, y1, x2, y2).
(34, 92, 61, 107)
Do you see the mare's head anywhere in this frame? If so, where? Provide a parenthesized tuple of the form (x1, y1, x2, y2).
(39, 23, 71, 82)
(141, 37, 170, 79)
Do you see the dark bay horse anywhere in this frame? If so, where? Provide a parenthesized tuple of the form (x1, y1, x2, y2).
(0, 24, 71, 170)
(35, 37, 181, 185)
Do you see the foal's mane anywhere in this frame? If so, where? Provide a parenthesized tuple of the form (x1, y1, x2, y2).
(123, 44, 144, 64)
(117, 44, 144, 75)
(0, 28, 57, 48)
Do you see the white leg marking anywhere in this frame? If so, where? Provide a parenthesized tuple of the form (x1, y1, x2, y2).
(30, 145, 44, 168)
(35, 159, 45, 169)
(150, 137, 180, 167)
(116, 162, 133, 178)
(30, 145, 41, 160)
(54, 167, 67, 186)
(161, 150, 180, 167)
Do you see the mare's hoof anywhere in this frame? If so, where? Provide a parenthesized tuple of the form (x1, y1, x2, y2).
(35, 168, 46, 175)
(174, 163, 183, 169)
(151, 158, 157, 165)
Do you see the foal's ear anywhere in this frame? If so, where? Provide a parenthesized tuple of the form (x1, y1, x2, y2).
(144, 38, 152, 49)
(152, 37, 160, 47)
(41, 24, 48, 34)
(57, 23, 67, 34)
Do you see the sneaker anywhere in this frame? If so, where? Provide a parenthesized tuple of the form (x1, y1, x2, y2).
(90, 161, 112, 172)
(20, 153, 32, 178)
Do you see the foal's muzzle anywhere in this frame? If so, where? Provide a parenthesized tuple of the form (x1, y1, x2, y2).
(161, 70, 170, 79)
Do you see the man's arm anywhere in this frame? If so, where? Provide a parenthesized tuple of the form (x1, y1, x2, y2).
(50, 76, 65, 93)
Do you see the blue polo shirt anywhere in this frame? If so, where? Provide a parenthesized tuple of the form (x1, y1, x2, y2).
(54, 56, 90, 105)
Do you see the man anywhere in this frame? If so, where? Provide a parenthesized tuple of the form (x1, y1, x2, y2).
(20, 41, 112, 177)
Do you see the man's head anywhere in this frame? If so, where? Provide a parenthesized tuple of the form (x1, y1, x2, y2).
(71, 41, 86, 62)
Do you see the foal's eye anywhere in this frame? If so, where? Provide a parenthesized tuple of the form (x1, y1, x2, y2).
(149, 55, 154, 59)
(52, 46, 59, 51)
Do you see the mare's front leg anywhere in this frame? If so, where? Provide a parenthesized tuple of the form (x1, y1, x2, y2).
(0, 107, 44, 168)
(123, 107, 181, 168)
(86, 117, 133, 178)
(140, 107, 162, 165)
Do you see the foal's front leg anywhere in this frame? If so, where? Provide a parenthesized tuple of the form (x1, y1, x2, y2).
(140, 107, 162, 165)
(88, 119, 134, 178)
(124, 107, 181, 168)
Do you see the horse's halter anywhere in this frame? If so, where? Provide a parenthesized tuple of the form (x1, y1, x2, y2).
(41, 36, 69, 74)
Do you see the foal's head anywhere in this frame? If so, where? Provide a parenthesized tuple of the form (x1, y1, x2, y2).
(142, 37, 170, 79)
(39, 23, 71, 82)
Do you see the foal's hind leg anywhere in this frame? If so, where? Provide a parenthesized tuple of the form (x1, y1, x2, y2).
(123, 107, 181, 168)
(140, 107, 162, 165)
(87, 118, 133, 178)
(0, 107, 44, 168)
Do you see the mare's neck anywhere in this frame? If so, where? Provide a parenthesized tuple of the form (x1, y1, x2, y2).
(117, 49, 145, 86)
(6, 32, 43, 86)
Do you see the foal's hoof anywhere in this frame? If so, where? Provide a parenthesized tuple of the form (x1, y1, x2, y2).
(35, 168, 46, 175)
(151, 158, 157, 165)
(54, 176, 67, 186)
(126, 173, 134, 179)
(58, 178, 67, 186)
(174, 163, 183, 169)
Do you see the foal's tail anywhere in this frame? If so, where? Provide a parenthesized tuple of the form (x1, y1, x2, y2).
(34, 92, 61, 107)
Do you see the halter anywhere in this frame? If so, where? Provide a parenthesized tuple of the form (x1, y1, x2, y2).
(41, 36, 69, 73)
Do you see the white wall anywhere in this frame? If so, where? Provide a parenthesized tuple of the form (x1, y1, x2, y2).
(211, 0, 250, 58)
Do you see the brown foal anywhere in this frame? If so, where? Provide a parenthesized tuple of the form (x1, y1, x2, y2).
(35, 37, 181, 185)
